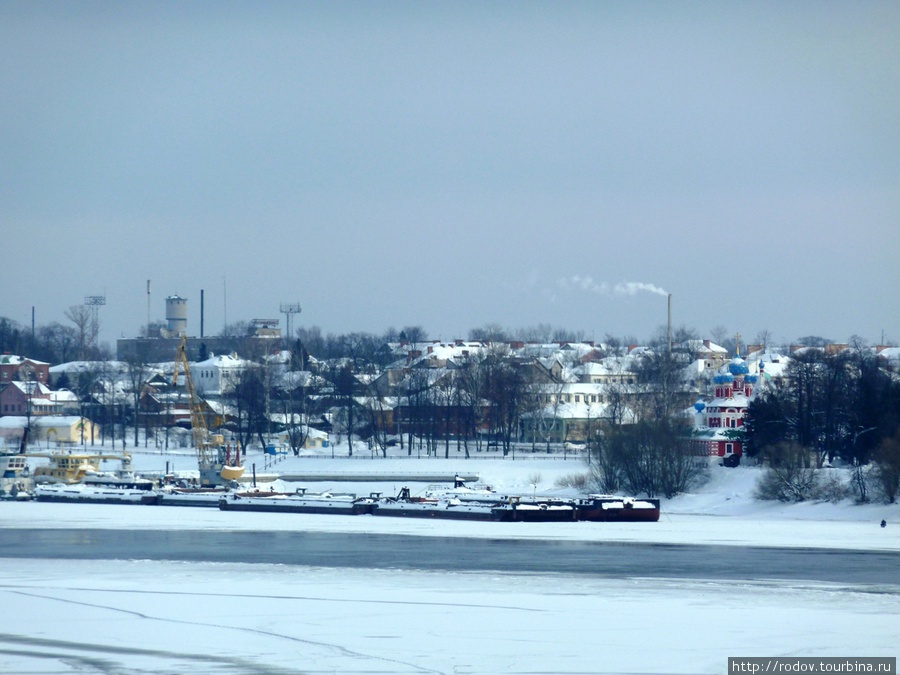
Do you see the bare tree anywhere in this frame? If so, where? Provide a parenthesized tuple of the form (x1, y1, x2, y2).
(873, 431, 900, 503)
(400, 325, 428, 343)
(65, 305, 94, 360)
(227, 365, 269, 453)
(469, 323, 509, 342)
(588, 418, 707, 498)
(755, 329, 773, 352)
(123, 348, 151, 447)
(37, 322, 78, 363)
(515, 323, 553, 343)
(603, 334, 626, 357)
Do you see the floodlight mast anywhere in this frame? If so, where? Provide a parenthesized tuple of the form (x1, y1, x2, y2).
(84, 295, 106, 350)
(280, 302, 302, 342)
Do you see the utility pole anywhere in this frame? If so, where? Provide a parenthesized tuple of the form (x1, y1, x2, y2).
(222, 277, 227, 334)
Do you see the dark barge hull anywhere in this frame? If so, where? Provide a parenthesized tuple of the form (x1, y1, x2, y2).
(491, 506, 577, 522)
(218, 497, 375, 515)
(372, 503, 495, 521)
(574, 498, 661, 523)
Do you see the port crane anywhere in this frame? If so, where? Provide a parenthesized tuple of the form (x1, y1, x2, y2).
(173, 335, 244, 486)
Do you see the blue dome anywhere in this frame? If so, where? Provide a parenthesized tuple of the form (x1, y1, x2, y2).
(694, 399, 706, 413)
(745, 375, 758, 383)
(714, 373, 735, 384)
(729, 359, 750, 375)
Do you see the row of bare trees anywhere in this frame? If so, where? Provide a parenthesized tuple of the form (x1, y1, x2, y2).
(746, 344, 900, 502)
(0, 309, 109, 366)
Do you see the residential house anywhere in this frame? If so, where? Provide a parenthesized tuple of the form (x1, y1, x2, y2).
(0, 381, 53, 416)
(192, 353, 251, 396)
(0, 354, 50, 386)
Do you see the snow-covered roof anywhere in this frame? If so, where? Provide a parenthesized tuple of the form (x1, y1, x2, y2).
(49, 361, 127, 375)
(877, 347, 900, 363)
(48, 389, 79, 403)
(522, 401, 637, 423)
(1, 354, 49, 366)
(679, 339, 728, 354)
(194, 353, 251, 369)
(3, 381, 53, 396)
(278, 370, 327, 390)
(30, 416, 89, 428)
(746, 351, 790, 378)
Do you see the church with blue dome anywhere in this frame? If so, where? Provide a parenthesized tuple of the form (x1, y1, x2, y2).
(690, 354, 761, 464)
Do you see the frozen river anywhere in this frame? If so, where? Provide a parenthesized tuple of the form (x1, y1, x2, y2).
(2, 527, 899, 585)
(1, 473, 897, 673)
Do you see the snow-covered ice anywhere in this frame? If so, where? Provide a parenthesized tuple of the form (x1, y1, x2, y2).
(2, 560, 897, 675)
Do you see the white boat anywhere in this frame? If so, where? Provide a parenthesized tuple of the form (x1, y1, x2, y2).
(155, 486, 229, 507)
(34, 482, 153, 504)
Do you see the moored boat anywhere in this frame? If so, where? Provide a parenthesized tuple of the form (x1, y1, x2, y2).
(82, 454, 155, 490)
(218, 490, 376, 515)
(155, 486, 229, 507)
(491, 498, 578, 522)
(34, 482, 152, 504)
(373, 496, 496, 521)
(574, 495, 661, 522)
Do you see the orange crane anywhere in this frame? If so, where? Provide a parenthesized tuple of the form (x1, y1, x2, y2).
(173, 335, 244, 487)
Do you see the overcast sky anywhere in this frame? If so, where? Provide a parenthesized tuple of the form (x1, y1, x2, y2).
(2, 1, 898, 349)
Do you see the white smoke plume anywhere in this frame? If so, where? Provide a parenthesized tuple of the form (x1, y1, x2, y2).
(557, 276, 667, 297)
(612, 281, 668, 297)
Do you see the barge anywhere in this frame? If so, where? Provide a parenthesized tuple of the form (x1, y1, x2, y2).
(218, 490, 377, 515)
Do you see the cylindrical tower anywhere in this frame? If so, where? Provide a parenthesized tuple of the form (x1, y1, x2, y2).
(166, 295, 188, 336)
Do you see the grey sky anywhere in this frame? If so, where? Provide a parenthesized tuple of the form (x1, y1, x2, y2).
(2, 1, 898, 349)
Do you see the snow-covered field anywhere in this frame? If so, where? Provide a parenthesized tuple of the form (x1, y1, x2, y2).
(2, 448, 898, 674)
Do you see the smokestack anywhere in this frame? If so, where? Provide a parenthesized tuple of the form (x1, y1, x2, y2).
(147, 280, 151, 332)
(200, 289, 205, 338)
(667, 293, 672, 354)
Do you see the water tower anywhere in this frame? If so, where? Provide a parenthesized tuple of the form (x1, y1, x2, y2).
(166, 295, 188, 336)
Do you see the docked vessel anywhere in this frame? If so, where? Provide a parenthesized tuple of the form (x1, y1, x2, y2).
(573, 495, 661, 522)
(34, 482, 153, 504)
(31, 452, 113, 485)
(82, 454, 154, 490)
(490, 497, 577, 522)
(218, 489, 376, 515)
(371, 486, 496, 521)
(155, 486, 229, 507)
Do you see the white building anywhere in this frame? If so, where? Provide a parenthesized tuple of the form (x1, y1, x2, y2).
(193, 353, 252, 395)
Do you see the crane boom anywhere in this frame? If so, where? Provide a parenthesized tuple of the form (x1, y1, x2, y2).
(173, 336, 244, 486)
